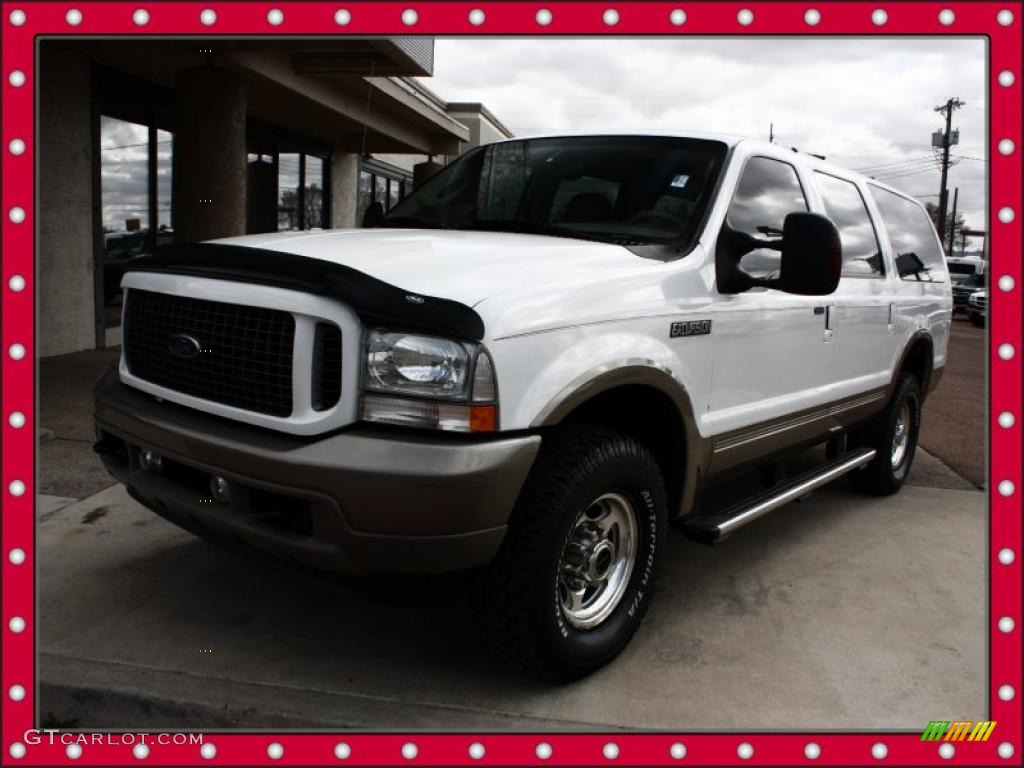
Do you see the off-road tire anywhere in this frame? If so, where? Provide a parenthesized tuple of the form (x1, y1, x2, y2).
(479, 426, 667, 679)
(970, 314, 985, 327)
(849, 373, 921, 495)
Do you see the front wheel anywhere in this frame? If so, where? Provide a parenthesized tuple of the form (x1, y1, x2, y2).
(480, 426, 666, 679)
(849, 373, 922, 495)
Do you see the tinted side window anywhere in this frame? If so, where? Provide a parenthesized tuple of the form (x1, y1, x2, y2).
(870, 186, 946, 282)
(815, 173, 883, 277)
(726, 157, 808, 279)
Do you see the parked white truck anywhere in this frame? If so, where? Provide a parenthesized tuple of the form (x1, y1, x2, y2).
(95, 134, 952, 677)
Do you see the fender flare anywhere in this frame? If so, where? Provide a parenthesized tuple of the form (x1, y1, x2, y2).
(531, 360, 711, 519)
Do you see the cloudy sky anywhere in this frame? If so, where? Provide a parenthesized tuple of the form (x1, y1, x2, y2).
(426, 37, 987, 236)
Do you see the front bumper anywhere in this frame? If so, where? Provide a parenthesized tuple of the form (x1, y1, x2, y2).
(94, 366, 540, 575)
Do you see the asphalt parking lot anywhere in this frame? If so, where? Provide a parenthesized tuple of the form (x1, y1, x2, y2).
(35, 319, 988, 731)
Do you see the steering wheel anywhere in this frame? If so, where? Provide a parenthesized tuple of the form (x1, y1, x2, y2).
(627, 210, 686, 231)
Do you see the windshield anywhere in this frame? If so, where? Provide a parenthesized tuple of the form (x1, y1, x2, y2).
(377, 136, 728, 246)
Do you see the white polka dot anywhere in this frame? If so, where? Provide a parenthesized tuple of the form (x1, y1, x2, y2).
(998, 207, 1016, 223)
(871, 8, 888, 25)
(8, 138, 25, 155)
(9, 411, 26, 428)
(998, 684, 1015, 701)
(8, 70, 26, 87)
(9, 274, 26, 292)
(737, 8, 753, 25)
(8, 9, 26, 25)
(603, 742, 619, 759)
(132, 8, 149, 25)
(267, 743, 283, 759)
(401, 8, 417, 25)
(669, 742, 687, 760)
(267, 9, 284, 25)
(804, 9, 821, 25)
(998, 480, 1016, 496)
(998, 548, 1015, 565)
(536, 743, 553, 760)
(805, 742, 821, 759)
(401, 742, 418, 760)
(998, 412, 1016, 428)
(938, 9, 955, 25)
(603, 9, 619, 25)
(9, 343, 25, 360)
(468, 9, 484, 25)
(65, 8, 82, 25)
(9, 742, 26, 759)
(334, 9, 351, 25)
(8, 684, 25, 701)
(737, 742, 754, 759)
(998, 70, 1016, 87)
(998, 343, 1015, 360)
(536, 8, 552, 25)
(334, 742, 351, 760)
(997, 9, 1014, 25)
(998, 616, 1015, 632)
(133, 743, 149, 759)
(999, 275, 1016, 291)
(468, 742, 485, 760)
(998, 742, 1015, 759)
(8, 206, 25, 223)
(998, 138, 1015, 155)
(199, 8, 216, 25)
(8, 480, 25, 496)
(871, 742, 888, 759)
(9, 616, 26, 633)
(200, 743, 216, 759)
(939, 742, 955, 759)
(669, 9, 687, 25)
(66, 744, 82, 760)
(9, 548, 27, 565)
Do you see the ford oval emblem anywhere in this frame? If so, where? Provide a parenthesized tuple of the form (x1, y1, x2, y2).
(405, 294, 425, 305)
(169, 333, 201, 359)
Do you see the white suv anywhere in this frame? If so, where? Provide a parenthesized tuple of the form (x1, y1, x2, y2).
(95, 133, 952, 677)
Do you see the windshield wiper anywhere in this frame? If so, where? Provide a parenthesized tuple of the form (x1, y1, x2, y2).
(468, 220, 660, 246)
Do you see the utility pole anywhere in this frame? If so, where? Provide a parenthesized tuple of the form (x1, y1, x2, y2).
(933, 97, 964, 244)
(946, 187, 959, 255)
(769, 122, 774, 144)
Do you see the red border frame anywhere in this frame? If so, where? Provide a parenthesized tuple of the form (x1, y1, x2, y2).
(2, 2, 1021, 765)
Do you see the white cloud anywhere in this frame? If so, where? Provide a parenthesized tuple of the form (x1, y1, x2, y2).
(427, 37, 987, 235)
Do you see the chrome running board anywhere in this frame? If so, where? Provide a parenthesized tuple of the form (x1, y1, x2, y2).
(681, 447, 877, 544)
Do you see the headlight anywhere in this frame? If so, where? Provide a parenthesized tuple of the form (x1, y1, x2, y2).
(367, 331, 470, 399)
(361, 330, 498, 432)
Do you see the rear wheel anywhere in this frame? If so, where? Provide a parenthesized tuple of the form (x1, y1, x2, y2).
(970, 313, 985, 327)
(480, 426, 666, 679)
(849, 373, 921, 495)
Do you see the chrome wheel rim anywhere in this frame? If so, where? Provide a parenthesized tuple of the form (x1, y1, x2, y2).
(891, 401, 911, 468)
(557, 492, 638, 630)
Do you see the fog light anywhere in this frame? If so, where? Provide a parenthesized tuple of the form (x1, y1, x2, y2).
(210, 475, 231, 503)
(140, 449, 162, 472)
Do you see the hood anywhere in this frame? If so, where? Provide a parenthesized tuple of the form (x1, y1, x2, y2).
(211, 228, 646, 308)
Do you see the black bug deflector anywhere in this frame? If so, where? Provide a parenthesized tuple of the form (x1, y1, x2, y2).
(123, 242, 486, 341)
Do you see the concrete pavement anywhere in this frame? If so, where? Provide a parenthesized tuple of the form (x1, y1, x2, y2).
(39, 480, 985, 731)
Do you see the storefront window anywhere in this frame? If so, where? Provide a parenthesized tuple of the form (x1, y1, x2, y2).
(99, 115, 173, 329)
(278, 152, 301, 231)
(304, 155, 324, 229)
(358, 162, 413, 225)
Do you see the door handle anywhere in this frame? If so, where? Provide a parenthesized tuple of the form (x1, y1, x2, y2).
(823, 304, 836, 342)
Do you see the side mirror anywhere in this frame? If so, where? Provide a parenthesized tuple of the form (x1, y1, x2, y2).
(362, 201, 384, 228)
(777, 212, 842, 296)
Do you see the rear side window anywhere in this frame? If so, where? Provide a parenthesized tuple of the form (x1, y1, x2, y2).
(726, 157, 808, 279)
(870, 186, 946, 282)
(815, 173, 883, 277)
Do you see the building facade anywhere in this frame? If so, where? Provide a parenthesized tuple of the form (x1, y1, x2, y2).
(37, 38, 512, 356)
